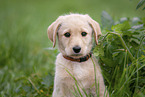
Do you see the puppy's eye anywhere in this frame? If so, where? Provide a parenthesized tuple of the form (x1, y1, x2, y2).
(81, 32, 87, 36)
(64, 32, 71, 37)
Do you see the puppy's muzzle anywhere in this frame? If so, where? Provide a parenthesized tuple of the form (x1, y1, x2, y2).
(73, 46, 81, 53)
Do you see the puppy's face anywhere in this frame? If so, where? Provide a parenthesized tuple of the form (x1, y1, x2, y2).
(47, 14, 101, 58)
(58, 18, 93, 58)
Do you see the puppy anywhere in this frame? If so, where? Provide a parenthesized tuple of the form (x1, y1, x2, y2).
(47, 13, 108, 97)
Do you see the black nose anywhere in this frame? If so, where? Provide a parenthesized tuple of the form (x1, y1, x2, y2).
(73, 46, 81, 53)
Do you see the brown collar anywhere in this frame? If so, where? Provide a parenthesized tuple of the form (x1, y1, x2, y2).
(63, 53, 92, 62)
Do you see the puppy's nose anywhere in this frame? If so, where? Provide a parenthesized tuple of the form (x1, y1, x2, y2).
(73, 46, 81, 53)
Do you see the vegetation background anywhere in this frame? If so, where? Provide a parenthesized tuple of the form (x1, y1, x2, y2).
(0, 0, 144, 97)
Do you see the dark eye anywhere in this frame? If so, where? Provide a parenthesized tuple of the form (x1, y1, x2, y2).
(81, 32, 87, 36)
(64, 32, 71, 37)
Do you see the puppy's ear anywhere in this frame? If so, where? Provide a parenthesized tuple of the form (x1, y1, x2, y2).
(47, 20, 61, 48)
(87, 15, 102, 45)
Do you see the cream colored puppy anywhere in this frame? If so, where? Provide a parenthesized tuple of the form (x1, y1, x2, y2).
(47, 13, 108, 97)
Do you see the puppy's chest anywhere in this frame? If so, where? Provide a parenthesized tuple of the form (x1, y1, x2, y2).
(56, 54, 95, 81)
(66, 62, 94, 80)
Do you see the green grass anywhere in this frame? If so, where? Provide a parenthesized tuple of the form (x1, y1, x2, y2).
(0, 0, 145, 96)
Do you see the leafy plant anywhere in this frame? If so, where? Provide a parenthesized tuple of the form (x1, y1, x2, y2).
(94, 11, 145, 97)
(136, 0, 145, 10)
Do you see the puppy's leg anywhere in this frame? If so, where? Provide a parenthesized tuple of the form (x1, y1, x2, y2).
(53, 76, 74, 97)
(52, 76, 64, 97)
(98, 81, 109, 97)
(52, 85, 62, 97)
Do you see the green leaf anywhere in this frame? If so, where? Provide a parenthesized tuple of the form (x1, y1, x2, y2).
(41, 74, 53, 87)
(100, 57, 115, 67)
(118, 52, 125, 64)
(93, 44, 104, 57)
(131, 24, 144, 30)
(136, 0, 145, 10)
(130, 38, 140, 45)
(120, 17, 128, 23)
(112, 52, 120, 57)
(132, 17, 141, 25)
(111, 21, 131, 34)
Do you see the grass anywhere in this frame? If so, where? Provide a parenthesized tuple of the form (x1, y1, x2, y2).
(0, 0, 145, 96)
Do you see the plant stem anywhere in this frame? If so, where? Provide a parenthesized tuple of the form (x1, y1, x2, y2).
(102, 32, 134, 61)
(136, 35, 145, 58)
(28, 78, 40, 94)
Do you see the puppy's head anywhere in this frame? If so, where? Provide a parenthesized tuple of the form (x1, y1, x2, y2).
(47, 14, 101, 58)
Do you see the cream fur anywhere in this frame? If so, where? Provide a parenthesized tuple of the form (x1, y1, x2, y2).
(47, 13, 109, 97)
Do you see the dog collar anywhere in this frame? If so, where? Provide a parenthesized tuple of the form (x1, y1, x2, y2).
(63, 53, 92, 62)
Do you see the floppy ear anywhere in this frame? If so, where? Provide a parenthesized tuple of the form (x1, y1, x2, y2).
(87, 16, 102, 45)
(47, 20, 61, 48)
